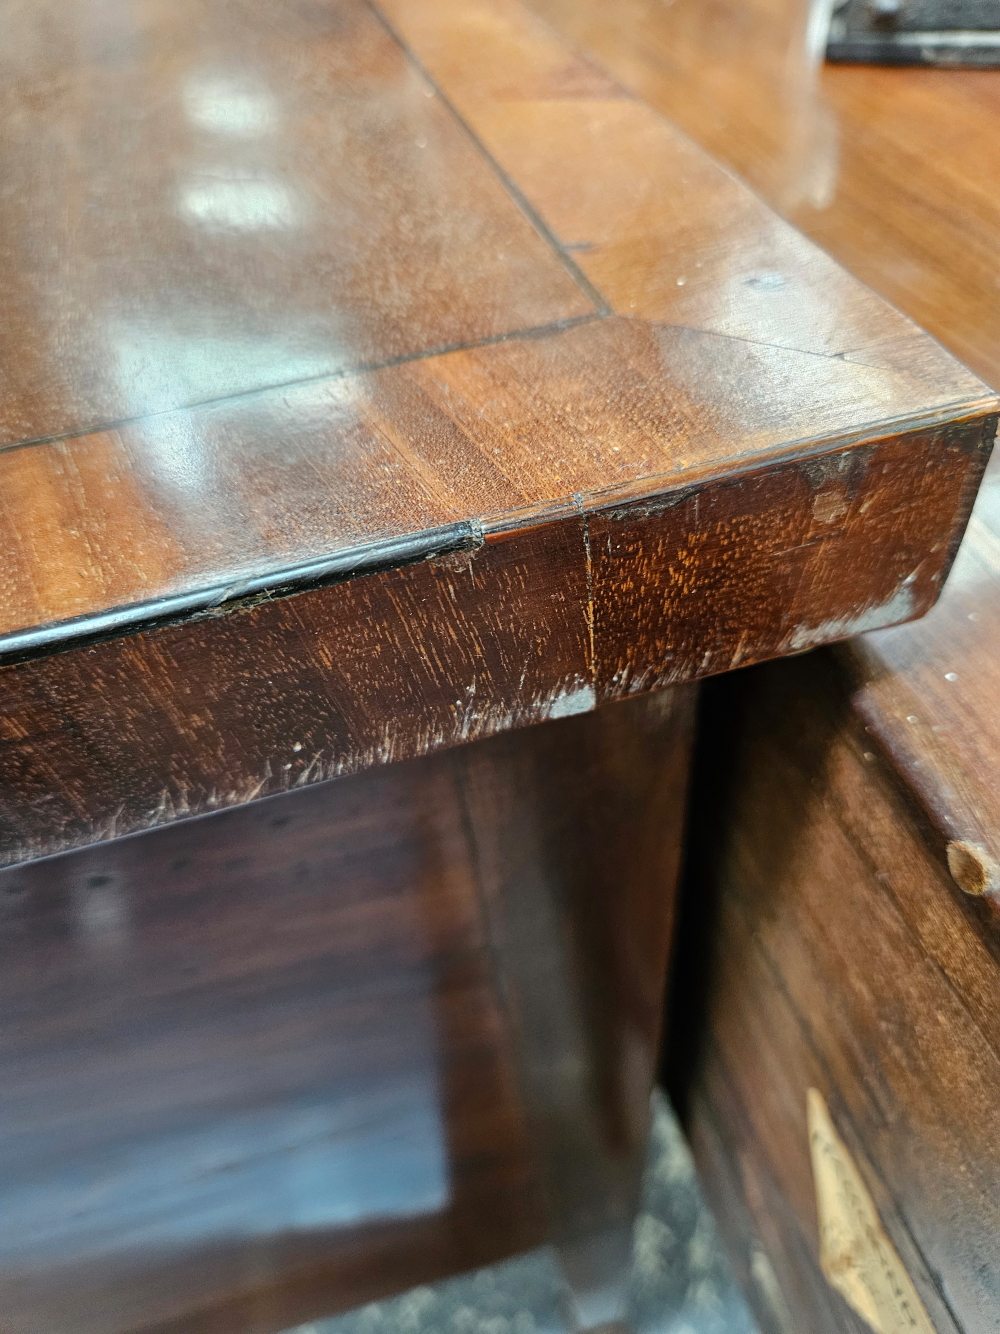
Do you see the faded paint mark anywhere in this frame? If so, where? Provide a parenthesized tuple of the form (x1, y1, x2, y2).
(546, 682, 596, 719)
(800, 447, 870, 498)
(785, 575, 917, 652)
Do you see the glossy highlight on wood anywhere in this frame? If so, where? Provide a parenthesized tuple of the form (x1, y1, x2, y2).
(0, 0, 592, 446)
(0, 0, 990, 653)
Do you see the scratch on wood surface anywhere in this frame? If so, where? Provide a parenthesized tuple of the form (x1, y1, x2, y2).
(429, 547, 478, 586)
(728, 628, 751, 670)
(2, 418, 987, 871)
(16, 677, 604, 866)
(812, 487, 848, 526)
(800, 446, 869, 498)
(575, 493, 597, 688)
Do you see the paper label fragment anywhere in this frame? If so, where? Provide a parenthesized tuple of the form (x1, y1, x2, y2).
(807, 1088, 937, 1334)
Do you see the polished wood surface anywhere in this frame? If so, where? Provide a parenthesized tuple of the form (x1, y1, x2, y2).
(1, 688, 694, 1334)
(4, 2, 998, 1330)
(1, 0, 994, 868)
(2, 750, 542, 1334)
(526, 0, 1000, 386)
(0, 0, 989, 641)
(10, 0, 988, 648)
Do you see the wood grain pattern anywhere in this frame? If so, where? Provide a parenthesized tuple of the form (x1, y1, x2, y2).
(1, 0, 990, 869)
(526, 0, 1000, 393)
(5, 312, 984, 651)
(524, 9, 1000, 1325)
(1, 413, 989, 869)
(0, 0, 592, 447)
(5, 2, 996, 1328)
(0, 687, 694, 1334)
(678, 658, 1000, 1334)
(2, 737, 540, 1334)
(846, 492, 1000, 887)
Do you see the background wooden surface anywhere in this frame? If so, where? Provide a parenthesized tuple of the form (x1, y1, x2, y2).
(677, 657, 1000, 1334)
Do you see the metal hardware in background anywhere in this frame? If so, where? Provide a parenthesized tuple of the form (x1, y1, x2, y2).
(826, 0, 1000, 65)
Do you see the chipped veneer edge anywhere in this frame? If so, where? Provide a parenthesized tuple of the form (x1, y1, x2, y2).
(1, 398, 995, 666)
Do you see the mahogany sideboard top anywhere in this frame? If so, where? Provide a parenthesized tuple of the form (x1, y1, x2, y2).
(1, 0, 995, 868)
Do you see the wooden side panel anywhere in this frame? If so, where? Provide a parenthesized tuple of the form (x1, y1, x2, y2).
(676, 655, 1000, 1334)
(845, 460, 1000, 882)
(586, 423, 985, 692)
(1, 747, 539, 1334)
(1, 685, 695, 1334)
(1, 309, 987, 654)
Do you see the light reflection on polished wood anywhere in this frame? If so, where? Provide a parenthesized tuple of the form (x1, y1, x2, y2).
(0, 0, 989, 644)
(526, 0, 1000, 387)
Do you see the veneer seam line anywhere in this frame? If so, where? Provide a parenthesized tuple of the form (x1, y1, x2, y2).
(0, 313, 603, 459)
(1, 324, 992, 465)
(362, 0, 613, 318)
